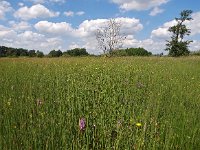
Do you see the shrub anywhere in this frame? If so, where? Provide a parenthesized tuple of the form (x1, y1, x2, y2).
(126, 48, 152, 56)
(109, 48, 152, 56)
(63, 48, 89, 56)
(36, 50, 44, 58)
(48, 50, 63, 57)
(190, 50, 200, 56)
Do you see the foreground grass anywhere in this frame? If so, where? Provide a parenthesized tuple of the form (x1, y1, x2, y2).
(0, 57, 200, 149)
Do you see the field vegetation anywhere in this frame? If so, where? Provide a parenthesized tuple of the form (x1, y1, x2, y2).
(0, 57, 200, 149)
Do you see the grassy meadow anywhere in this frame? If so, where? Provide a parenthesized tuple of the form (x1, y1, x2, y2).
(0, 57, 200, 149)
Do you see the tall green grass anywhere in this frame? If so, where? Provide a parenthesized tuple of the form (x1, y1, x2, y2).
(0, 57, 200, 149)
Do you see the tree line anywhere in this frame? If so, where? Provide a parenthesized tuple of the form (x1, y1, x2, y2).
(0, 46, 89, 58)
(0, 46, 153, 58)
(0, 46, 44, 58)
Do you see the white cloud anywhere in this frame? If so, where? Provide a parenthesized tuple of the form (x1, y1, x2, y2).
(149, 7, 164, 16)
(116, 17, 143, 34)
(0, 25, 17, 40)
(64, 11, 85, 17)
(190, 40, 200, 51)
(75, 18, 143, 38)
(9, 21, 31, 31)
(0, 1, 12, 19)
(15, 31, 62, 52)
(0, 24, 62, 53)
(187, 12, 200, 36)
(139, 39, 166, 54)
(75, 19, 108, 37)
(68, 42, 82, 50)
(111, 0, 169, 11)
(49, 0, 65, 3)
(34, 21, 73, 35)
(18, 2, 24, 7)
(40, 38, 63, 50)
(76, 11, 85, 16)
(151, 27, 170, 39)
(14, 4, 60, 20)
(27, 0, 45, 4)
(18, 31, 44, 41)
(27, 0, 66, 4)
(123, 35, 138, 47)
(151, 20, 176, 39)
(64, 11, 74, 17)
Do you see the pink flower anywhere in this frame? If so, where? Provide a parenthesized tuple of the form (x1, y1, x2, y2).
(79, 117, 86, 131)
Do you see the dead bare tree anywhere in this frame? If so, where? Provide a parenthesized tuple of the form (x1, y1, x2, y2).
(96, 19, 126, 54)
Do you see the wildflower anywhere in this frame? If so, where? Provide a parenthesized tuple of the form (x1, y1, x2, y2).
(93, 124, 96, 129)
(36, 99, 43, 106)
(136, 123, 142, 127)
(79, 117, 86, 132)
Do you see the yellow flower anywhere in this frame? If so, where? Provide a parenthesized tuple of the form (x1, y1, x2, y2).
(136, 123, 142, 127)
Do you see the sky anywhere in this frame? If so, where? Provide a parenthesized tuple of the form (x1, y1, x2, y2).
(0, 0, 200, 54)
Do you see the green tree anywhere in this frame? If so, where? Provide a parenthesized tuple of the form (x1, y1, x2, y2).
(63, 48, 89, 56)
(0, 46, 7, 57)
(28, 50, 36, 57)
(125, 47, 152, 56)
(36, 50, 44, 58)
(166, 10, 193, 57)
(48, 50, 63, 57)
(109, 47, 152, 56)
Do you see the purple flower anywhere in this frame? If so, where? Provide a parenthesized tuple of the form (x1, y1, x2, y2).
(79, 117, 86, 131)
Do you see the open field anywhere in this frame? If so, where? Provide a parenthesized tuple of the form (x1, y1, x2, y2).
(0, 57, 200, 149)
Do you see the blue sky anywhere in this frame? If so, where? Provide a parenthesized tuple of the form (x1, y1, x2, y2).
(0, 0, 200, 54)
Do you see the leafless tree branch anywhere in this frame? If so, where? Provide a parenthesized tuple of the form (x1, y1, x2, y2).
(96, 19, 126, 54)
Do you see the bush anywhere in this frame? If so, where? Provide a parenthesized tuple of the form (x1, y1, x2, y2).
(126, 47, 152, 56)
(190, 50, 200, 56)
(109, 48, 152, 57)
(63, 48, 89, 56)
(36, 50, 44, 58)
(28, 50, 36, 57)
(48, 50, 63, 57)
